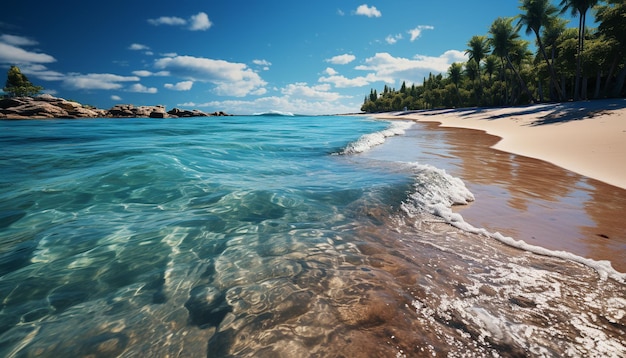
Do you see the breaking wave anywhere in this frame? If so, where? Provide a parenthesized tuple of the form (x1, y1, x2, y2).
(400, 163, 626, 283)
(340, 120, 413, 154)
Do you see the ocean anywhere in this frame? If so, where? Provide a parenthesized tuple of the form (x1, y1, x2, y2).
(0, 115, 624, 357)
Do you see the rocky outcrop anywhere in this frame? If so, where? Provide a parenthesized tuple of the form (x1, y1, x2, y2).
(0, 95, 230, 119)
(0, 95, 107, 119)
(108, 104, 168, 118)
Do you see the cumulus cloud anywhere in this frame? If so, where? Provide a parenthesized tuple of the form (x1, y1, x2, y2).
(148, 12, 212, 31)
(164, 81, 194, 91)
(63, 73, 140, 90)
(324, 67, 338, 76)
(355, 4, 382, 18)
(326, 54, 356, 65)
(189, 12, 212, 31)
(318, 73, 376, 88)
(408, 25, 434, 42)
(281, 82, 343, 101)
(154, 55, 266, 97)
(128, 83, 158, 93)
(176, 82, 348, 113)
(355, 51, 467, 85)
(111, 95, 122, 101)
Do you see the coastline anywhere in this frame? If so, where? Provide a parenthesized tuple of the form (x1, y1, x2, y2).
(374, 98, 626, 190)
(370, 100, 626, 272)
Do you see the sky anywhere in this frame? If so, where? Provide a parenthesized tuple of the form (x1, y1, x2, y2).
(0, 0, 576, 115)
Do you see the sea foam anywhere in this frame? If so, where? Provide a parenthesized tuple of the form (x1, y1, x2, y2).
(401, 163, 626, 283)
(341, 120, 413, 154)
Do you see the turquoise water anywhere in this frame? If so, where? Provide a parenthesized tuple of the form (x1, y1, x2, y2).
(0, 116, 624, 357)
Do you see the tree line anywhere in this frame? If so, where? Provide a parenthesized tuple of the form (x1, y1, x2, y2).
(362, 0, 625, 113)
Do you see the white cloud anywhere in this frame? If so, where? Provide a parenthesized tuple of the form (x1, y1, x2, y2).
(0, 42, 56, 64)
(281, 82, 342, 101)
(408, 25, 434, 42)
(20, 64, 64, 81)
(0, 34, 38, 46)
(128, 83, 158, 93)
(324, 67, 338, 76)
(148, 16, 186, 26)
(132, 70, 170, 77)
(154, 55, 266, 97)
(252, 59, 272, 70)
(189, 12, 212, 31)
(111, 95, 122, 101)
(326, 54, 356, 65)
(337, 9, 345, 16)
(164, 81, 194, 91)
(355, 51, 467, 85)
(63, 73, 140, 90)
(355, 4, 382, 18)
(318, 74, 376, 88)
(178, 95, 357, 116)
(147, 12, 212, 31)
(129, 43, 150, 51)
(385, 34, 403, 45)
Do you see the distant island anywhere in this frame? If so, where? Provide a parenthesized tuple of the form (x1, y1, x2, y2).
(0, 94, 231, 119)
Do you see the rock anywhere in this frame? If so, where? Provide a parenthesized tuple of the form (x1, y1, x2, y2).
(149, 111, 166, 118)
(167, 107, 210, 118)
(0, 95, 228, 120)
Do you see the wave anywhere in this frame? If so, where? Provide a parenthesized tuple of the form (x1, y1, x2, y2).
(252, 110, 295, 117)
(401, 163, 626, 283)
(340, 120, 414, 155)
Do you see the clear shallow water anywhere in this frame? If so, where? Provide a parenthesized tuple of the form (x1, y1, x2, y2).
(0, 116, 624, 357)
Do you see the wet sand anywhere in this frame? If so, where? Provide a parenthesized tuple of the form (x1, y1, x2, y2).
(371, 106, 626, 273)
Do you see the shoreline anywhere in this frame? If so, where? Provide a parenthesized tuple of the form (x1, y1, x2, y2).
(374, 98, 626, 190)
(370, 101, 626, 272)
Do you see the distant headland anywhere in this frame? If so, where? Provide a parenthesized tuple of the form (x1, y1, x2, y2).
(0, 94, 231, 119)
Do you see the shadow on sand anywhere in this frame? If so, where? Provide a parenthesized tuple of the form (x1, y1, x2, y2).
(391, 98, 626, 126)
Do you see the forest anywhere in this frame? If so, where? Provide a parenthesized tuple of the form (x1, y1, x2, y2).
(361, 0, 625, 113)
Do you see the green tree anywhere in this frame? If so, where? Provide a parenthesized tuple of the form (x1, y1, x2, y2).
(489, 17, 535, 104)
(518, 0, 564, 100)
(466, 35, 490, 104)
(448, 62, 464, 106)
(596, 0, 626, 97)
(559, 0, 599, 100)
(3, 65, 43, 97)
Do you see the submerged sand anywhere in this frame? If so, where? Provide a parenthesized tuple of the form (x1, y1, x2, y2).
(374, 99, 626, 272)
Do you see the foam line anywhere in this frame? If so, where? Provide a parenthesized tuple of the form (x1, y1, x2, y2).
(402, 162, 626, 283)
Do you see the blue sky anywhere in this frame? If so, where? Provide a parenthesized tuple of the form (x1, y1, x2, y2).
(1, 1, 574, 114)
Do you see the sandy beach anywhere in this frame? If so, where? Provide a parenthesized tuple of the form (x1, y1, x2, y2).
(377, 98, 626, 190)
(375, 99, 626, 272)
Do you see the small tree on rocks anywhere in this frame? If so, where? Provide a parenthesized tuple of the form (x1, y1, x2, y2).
(3, 65, 43, 97)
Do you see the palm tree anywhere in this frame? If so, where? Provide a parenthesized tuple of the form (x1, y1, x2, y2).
(541, 17, 568, 100)
(465, 35, 490, 104)
(488, 17, 535, 104)
(518, 0, 564, 100)
(559, 0, 600, 100)
(596, 0, 626, 97)
(448, 62, 463, 106)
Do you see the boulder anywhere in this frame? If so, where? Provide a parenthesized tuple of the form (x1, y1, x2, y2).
(167, 107, 210, 117)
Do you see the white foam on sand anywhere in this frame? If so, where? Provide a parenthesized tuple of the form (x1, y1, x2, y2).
(401, 162, 626, 284)
(341, 121, 414, 154)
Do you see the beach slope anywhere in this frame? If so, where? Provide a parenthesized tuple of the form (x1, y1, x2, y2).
(377, 99, 626, 189)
